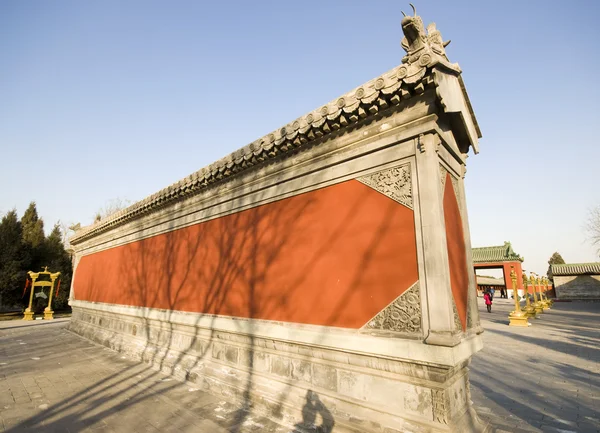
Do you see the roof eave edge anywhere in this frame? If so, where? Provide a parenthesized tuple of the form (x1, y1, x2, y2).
(432, 68, 481, 155)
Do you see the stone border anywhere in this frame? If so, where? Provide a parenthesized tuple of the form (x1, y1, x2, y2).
(69, 299, 482, 368)
(69, 305, 486, 433)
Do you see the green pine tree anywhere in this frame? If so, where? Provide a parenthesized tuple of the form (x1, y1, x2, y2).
(0, 210, 27, 309)
(547, 252, 566, 282)
(20, 202, 45, 274)
(21, 202, 45, 248)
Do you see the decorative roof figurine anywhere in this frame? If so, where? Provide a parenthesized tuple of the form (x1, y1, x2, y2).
(398, 4, 459, 84)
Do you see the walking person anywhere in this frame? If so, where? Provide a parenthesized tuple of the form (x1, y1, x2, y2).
(489, 286, 495, 301)
(484, 290, 492, 313)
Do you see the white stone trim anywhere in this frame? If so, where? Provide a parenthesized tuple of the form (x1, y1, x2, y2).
(70, 299, 482, 368)
(411, 150, 430, 338)
(414, 133, 457, 346)
(455, 162, 482, 333)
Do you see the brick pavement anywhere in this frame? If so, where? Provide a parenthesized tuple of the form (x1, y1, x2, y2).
(0, 319, 290, 432)
(470, 298, 600, 433)
(0, 301, 599, 432)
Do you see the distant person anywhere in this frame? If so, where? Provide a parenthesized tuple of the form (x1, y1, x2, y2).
(484, 290, 492, 313)
(500, 287, 506, 298)
(489, 287, 495, 301)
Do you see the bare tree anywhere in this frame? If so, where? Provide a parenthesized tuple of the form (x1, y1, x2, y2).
(586, 205, 600, 258)
(93, 197, 131, 223)
(58, 220, 82, 250)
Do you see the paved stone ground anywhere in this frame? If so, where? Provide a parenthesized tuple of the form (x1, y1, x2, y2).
(470, 298, 600, 433)
(0, 301, 598, 432)
(0, 319, 291, 433)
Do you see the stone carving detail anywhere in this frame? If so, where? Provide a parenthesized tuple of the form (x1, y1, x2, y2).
(465, 376, 472, 403)
(466, 295, 474, 329)
(399, 4, 459, 84)
(358, 164, 413, 209)
(439, 165, 448, 192)
(432, 389, 449, 424)
(451, 298, 462, 332)
(363, 281, 421, 333)
(440, 165, 463, 216)
(450, 175, 461, 209)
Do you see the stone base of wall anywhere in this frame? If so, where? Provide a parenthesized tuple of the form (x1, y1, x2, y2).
(554, 276, 600, 300)
(69, 305, 490, 433)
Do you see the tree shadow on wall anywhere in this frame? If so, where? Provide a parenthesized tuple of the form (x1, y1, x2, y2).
(8, 175, 409, 432)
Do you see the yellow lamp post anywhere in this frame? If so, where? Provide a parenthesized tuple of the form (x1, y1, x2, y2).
(544, 277, 554, 307)
(522, 273, 536, 318)
(543, 276, 553, 308)
(538, 276, 550, 310)
(508, 266, 529, 326)
(531, 273, 544, 315)
(23, 267, 60, 321)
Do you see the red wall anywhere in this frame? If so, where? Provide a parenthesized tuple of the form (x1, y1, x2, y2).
(442, 173, 469, 330)
(74, 180, 419, 329)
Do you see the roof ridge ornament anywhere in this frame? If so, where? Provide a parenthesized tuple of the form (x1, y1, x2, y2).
(398, 4, 459, 82)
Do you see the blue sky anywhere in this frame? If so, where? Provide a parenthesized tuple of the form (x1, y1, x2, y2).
(1, 0, 599, 276)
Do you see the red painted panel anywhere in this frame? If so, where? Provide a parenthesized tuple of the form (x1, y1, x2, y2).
(443, 173, 469, 330)
(74, 180, 419, 329)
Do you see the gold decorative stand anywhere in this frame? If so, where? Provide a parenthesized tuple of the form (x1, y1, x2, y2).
(537, 276, 548, 310)
(543, 277, 554, 307)
(522, 274, 536, 319)
(509, 266, 529, 326)
(23, 267, 61, 321)
(531, 273, 544, 315)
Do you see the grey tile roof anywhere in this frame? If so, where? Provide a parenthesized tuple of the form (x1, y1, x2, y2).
(71, 67, 458, 245)
(551, 263, 600, 276)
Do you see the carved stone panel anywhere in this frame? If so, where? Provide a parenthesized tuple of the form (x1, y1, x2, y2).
(450, 175, 461, 212)
(466, 295, 474, 329)
(357, 164, 413, 209)
(362, 281, 421, 334)
(439, 165, 448, 192)
(440, 164, 465, 223)
(432, 389, 449, 424)
(451, 298, 462, 332)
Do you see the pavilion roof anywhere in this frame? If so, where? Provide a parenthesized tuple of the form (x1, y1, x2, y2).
(472, 242, 524, 264)
(551, 263, 600, 276)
